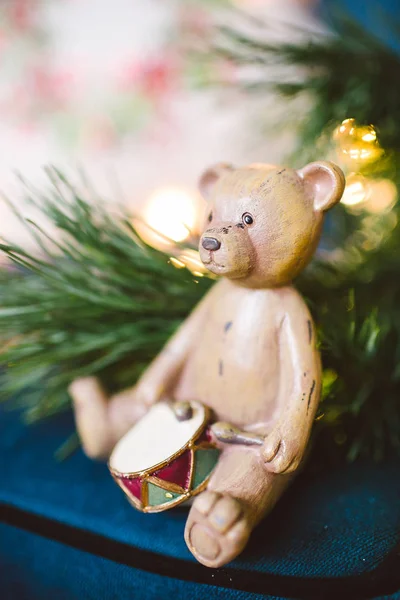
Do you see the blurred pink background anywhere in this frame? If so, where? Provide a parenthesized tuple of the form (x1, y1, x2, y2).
(0, 0, 322, 245)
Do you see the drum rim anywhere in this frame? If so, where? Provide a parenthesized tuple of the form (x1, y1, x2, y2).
(108, 401, 210, 479)
(108, 401, 219, 513)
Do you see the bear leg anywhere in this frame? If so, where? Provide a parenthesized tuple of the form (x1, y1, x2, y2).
(69, 377, 146, 460)
(184, 446, 293, 568)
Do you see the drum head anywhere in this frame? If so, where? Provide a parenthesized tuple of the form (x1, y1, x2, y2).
(109, 401, 206, 475)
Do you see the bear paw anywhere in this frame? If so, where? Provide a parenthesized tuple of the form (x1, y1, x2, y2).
(184, 491, 250, 568)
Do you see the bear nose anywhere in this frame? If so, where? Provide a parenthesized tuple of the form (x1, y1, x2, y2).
(202, 237, 221, 251)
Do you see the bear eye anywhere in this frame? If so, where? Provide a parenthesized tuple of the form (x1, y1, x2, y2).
(242, 212, 254, 226)
(208, 211, 213, 223)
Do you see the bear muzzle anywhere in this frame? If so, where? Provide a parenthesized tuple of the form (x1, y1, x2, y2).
(199, 225, 254, 280)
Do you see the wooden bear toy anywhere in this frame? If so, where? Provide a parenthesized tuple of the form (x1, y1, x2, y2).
(70, 160, 345, 568)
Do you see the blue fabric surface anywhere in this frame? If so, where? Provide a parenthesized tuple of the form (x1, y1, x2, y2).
(0, 524, 279, 600)
(1, 408, 399, 578)
(1, 406, 400, 598)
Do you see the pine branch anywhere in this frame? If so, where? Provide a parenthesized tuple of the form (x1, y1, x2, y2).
(0, 169, 212, 425)
(212, 16, 400, 157)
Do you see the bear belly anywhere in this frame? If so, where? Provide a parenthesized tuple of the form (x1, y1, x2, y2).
(173, 317, 280, 429)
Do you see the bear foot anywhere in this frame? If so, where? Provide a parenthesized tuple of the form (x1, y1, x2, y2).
(69, 377, 115, 460)
(184, 491, 250, 568)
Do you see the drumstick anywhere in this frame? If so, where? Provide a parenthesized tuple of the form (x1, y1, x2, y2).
(168, 402, 264, 446)
(211, 421, 264, 447)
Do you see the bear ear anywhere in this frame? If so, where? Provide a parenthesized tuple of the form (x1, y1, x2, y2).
(199, 163, 234, 200)
(298, 161, 345, 212)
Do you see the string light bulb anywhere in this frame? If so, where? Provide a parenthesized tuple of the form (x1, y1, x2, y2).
(333, 118, 383, 167)
(143, 186, 198, 242)
(135, 186, 199, 250)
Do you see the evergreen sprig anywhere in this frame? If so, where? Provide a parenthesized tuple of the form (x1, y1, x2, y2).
(0, 169, 211, 425)
(211, 17, 400, 160)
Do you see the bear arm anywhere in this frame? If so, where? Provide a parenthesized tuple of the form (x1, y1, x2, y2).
(131, 284, 214, 402)
(274, 291, 322, 452)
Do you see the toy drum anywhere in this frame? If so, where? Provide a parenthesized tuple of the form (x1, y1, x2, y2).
(109, 401, 220, 513)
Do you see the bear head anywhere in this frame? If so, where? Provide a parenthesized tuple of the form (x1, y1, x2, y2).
(198, 161, 345, 288)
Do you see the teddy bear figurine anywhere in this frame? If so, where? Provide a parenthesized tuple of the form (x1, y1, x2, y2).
(69, 160, 345, 568)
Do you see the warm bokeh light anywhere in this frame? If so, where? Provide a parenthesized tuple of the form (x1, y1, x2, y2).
(135, 186, 200, 250)
(341, 174, 397, 216)
(169, 249, 212, 277)
(333, 118, 355, 139)
(333, 118, 383, 166)
(143, 186, 198, 243)
(361, 131, 376, 143)
(365, 179, 397, 214)
(341, 174, 371, 208)
(177, 248, 208, 276)
(341, 145, 383, 163)
(169, 256, 186, 269)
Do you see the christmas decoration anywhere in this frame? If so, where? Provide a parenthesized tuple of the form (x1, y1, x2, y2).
(69, 159, 345, 568)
